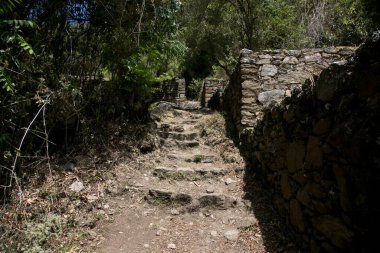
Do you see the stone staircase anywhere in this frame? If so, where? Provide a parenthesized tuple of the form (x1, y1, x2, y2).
(97, 106, 267, 253)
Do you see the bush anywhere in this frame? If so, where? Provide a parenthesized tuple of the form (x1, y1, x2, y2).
(186, 79, 203, 100)
(24, 214, 64, 253)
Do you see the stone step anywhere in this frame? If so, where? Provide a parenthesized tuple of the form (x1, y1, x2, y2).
(167, 154, 219, 163)
(175, 140, 200, 148)
(145, 189, 242, 212)
(153, 167, 227, 181)
(158, 124, 185, 133)
(181, 120, 198, 124)
(158, 131, 198, 141)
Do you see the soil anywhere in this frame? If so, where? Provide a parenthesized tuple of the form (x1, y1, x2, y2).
(0, 103, 299, 253)
(92, 106, 299, 253)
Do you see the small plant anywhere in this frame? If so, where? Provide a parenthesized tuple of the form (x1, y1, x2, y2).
(23, 214, 64, 253)
(193, 155, 203, 163)
(187, 79, 203, 100)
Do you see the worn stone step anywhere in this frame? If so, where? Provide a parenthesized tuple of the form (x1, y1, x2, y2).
(153, 167, 227, 181)
(145, 189, 242, 212)
(167, 154, 219, 163)
(181, 120, 198, 124)
(158, 131, 198, 141)
(145, 189, 192, 206)
(158, 124, 185, 133)
(176, 140, 200, 148)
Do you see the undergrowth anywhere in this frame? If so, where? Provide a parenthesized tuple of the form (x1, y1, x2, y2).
(196, 112, 243, 164)
(0, 122, 156, 252)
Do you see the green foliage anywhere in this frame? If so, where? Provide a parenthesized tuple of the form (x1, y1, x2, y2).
(187, 79, 203, 100)
(257, 1, 308, 49)
(182, 0, 238, 78)
(23, 214, 64, 253)
(0, 19, 36, 92)
(122, 48, 162, 97)
(181, 0, 377, 80)
(193, 155, 203, 163)
(0, 67, 15, 92)
(362, 0, 380, 26)
(0, 0, 22, 15)
(329, 0, 374, 45)
(0, 133, 10, 149)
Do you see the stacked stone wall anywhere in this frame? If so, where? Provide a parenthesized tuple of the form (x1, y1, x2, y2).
(201, 78, 226, 107)
(223, 47, 355, 133)
(161, 78, 186, 101)
(223, 38, 380, 252)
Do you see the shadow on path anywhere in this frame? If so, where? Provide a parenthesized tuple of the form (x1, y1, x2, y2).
(243, 167, 304, 253)
(222, 113, 304, 253)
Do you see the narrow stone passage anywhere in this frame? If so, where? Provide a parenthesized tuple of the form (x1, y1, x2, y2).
(95, 105, 294, 253)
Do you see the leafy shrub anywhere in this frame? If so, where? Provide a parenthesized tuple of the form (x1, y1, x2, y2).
(24, 214, 64, 253)
(186, 79, 203, 100)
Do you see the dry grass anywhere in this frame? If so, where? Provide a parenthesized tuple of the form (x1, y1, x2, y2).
(0, 122, 154, 252)
(196, 112, 243, 165)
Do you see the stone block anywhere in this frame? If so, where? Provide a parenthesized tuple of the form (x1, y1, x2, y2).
(304, 53, 322, 63)
(297, 188, 311, 206)
(241, 96, 256, 104)
(241, 67, 258, 75)
(305, 136, 323, 169)
(290, 199, 305, 232)
(292, 171, 308, 185)
(333, 165, 351, 212)
(258, 54, 273, 59)
(286, 141, 306, 173)
(281, 171, 293, 199)
(305, 183, 325, 199)
(313, 118, 331, 135)
(278, 70, 310, 84)
(261, 64, 278, 77)
(283, 56, 299, 65)
(257, 90, 285, 107)
(312, 215, 353, 249)
(324, 47, 338, 54)
(287, 50, 302, 57)
(256, 58, 272, 65)
(241, 80, 260, 92)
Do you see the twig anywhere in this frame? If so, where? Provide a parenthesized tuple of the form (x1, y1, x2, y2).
(136, 0, 146, 47)
(43, 104, 52, 175)
(8, 95, 51, 204)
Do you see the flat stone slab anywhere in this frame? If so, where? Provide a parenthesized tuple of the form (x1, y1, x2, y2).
(153, 167, 227, 181)
(167, 154, 219, 163)
(146, 189, 241, 212)
(176, 140, 200, 148)
(158, 131, 198, 141)
(145, 189, 192, 206)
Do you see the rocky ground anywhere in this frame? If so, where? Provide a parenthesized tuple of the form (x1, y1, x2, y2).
(0, 102, 299, 253)
(93, 104, 298, 253)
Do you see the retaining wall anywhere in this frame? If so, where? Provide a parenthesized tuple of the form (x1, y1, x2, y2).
(201, 78, 226, 107)
(161, 78, 186, 101)
(223, 39, 380, 252)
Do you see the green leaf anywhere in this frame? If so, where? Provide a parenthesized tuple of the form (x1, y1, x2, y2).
(0, 0, 22, 15)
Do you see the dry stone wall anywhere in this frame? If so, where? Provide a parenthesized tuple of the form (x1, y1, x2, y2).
(224, 47, 355, 133)
(223, 36, 380, 252)
(161, 78, 186, 101)
(201, 78, 226, 107)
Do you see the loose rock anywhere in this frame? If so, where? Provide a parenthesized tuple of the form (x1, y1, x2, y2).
(224, 229, 240, 241)
(69, 181, 84, 192)
(167, 243, 176, 249)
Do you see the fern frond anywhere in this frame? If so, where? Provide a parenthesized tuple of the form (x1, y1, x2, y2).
(0, 67, 15, 92)
(1, 31, 35, 56)
(0, 0, 22, 15)
(1, 20, 37, 29)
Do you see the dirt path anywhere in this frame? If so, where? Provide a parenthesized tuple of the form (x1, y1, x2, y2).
(93, 105, 294, 253)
